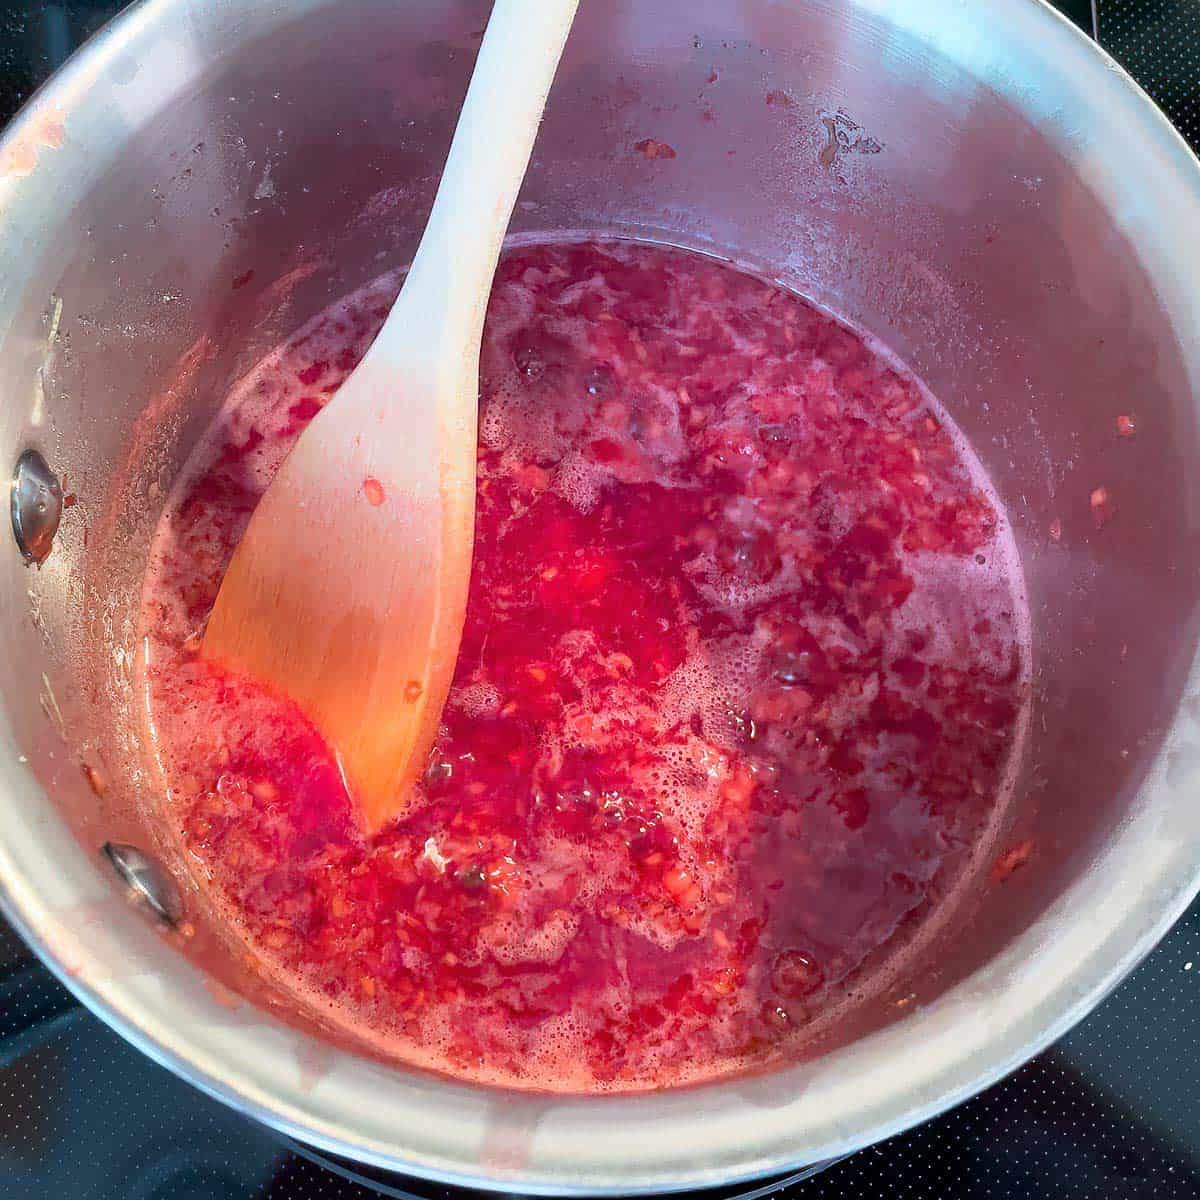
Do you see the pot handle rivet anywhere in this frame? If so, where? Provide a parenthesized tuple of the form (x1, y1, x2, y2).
(11, 449, 63, 566)
(101, 842, 183, 928)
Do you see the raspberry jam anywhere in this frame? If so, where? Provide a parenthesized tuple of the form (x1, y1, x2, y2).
(140, 239, 1029, 1092)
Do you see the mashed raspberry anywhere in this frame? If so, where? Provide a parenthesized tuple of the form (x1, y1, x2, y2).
(139, 239, 1028, 1092)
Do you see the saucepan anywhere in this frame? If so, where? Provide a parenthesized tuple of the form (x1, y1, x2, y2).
(3, 0, 1200, 1192)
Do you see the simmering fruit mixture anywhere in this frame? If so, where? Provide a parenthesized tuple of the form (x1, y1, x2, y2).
(140, 239, 1029, 1091)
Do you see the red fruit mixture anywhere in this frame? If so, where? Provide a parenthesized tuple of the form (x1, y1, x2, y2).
(139, 239, 1028, 1091)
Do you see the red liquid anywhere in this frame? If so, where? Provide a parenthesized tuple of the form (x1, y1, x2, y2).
(140, 239, 1028, 1091)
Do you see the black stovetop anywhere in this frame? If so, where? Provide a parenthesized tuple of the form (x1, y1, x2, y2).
(4, 2, 1200, 1197)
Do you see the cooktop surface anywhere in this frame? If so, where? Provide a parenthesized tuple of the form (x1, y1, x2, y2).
(3, 1, 1200, 1197)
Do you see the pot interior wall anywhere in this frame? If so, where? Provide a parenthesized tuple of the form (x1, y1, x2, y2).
(3, 0, 1198, 1098)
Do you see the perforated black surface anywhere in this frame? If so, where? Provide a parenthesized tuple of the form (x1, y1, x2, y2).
(2, 2, 1200, 1197)
(1098, 0, 1200, 147)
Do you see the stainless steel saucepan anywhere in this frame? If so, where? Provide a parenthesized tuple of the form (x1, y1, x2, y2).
(3, 0, 1200, 1192)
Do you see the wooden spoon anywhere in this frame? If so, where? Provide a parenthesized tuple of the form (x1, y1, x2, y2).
(202, 0, 579, 833)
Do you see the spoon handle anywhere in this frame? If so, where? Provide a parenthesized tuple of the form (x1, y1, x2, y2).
(382, 0, 580, 362)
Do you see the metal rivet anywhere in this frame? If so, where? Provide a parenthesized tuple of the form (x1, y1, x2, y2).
(11, 449, 63, 566)
(101, 842, 183, 928)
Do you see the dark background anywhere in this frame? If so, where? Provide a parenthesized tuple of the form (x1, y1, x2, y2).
(3, 1, 1200, 1197)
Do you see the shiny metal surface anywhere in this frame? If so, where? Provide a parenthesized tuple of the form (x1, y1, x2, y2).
(10, 448, 62, 566)
(101, 841, 183, 928)
(1, 0, 1200, 1193)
